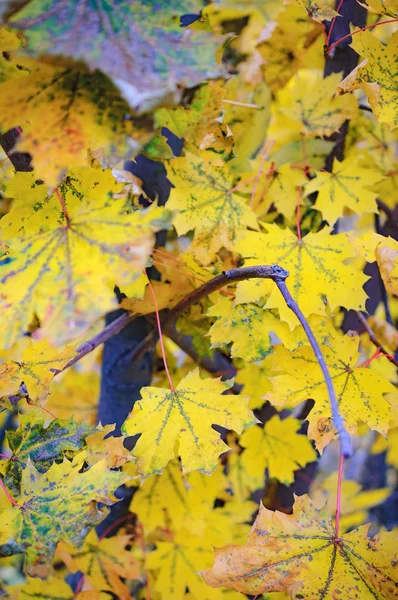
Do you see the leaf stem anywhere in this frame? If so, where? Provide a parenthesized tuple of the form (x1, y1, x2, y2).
(335, 452, 344, 538)
(146, 274, 175, 392)
(327, 0, 345, 46)
(327, 18, 398, 55)
(0, 478, 19, 507)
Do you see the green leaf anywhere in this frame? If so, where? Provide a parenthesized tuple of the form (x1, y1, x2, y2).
(2, 412, 96, 495)
(9, 0, 225, 111)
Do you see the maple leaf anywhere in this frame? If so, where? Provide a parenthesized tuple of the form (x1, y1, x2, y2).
(6, 575, 74, 599)
(147, 529, 225, 600)
(45, 370, 99, 426)
(305, 157, 383, 225)
(0, 338, 75, 400)
(357, 0, 398, 17)
(207, 298, 286, 362)
(167, 153, 258, 264)
(203, 495, 398, 598)
(9, 0, 224, 112)
(269, 70, 358, 146)
(258, 4, 323, 92)
(81, 424, 136, 469)
(1, 411, 95, 495)
(131, 460, 227, 535)
(123, 368, 256, 477)
(264, 334, 396, 452)
(339, 31, 398, 129)
(155, 81, 227, 153)
(375, 236, 398, 295)
(295, 0, 339, 21)
(235, 361, 273, 409)
(0, 168, 168, 347)
(310, 472, 391, 532)
(0, 57, 152, 185)
(57, 531, 140, 600)
(236, 224, 368, 327)
(239, 416, 317, 486)
(0, 458, 128, 573)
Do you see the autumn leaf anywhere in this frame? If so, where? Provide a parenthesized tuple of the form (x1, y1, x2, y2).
(296, 0, 339, 21)
(0, 56, 153, 184)
(0, 168, 168, 347)
(258, 4, 323, 92)
(305, 157, 383, 225)
(6, 575, 74, 599)
(310, 472, 391, 532)
(375, 236, 398, 295)
(123, 368, 256, 477)
(81, 424, 136, 469)
(57, 530, 141, 600)
(0, 338, 76, 400)
(154, 81, 227, 153)
(131, 460, 227, 535)
(167, 153, 258, 264)
(269, 70, 358, 147)
(264, 334, 396, 451)
(339, 31, 398, 129)
(0, 458, 128, 572)
(239, 416, 317, 486)
(203, 494, 398, 598)
(9, 0, 225, 112)
(1, 411, 95, 494)
(358, 0, 398, 17)
(236, 224, 369, 327)
(207, 298, 285, 362)
(45, 370, 100, 426)
(147, 529, 223, 600)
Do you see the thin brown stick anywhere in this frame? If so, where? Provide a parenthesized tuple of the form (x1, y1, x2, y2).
(355, 311, 398, 368)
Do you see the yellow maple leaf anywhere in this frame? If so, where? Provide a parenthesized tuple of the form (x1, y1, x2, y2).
(6, 575, 74, 599)
(0, 57, 152, 185)
(155, 81, 227, 153)
(269, 70, 358, 148)
(339, 31, 398, 129)
(236, 224, 368, 328)
(167, 153, 258, 264)
(147, 529, 224, 600)
(56, 530, 140, 600)
(296, 0, 339, 21)
(80, 424, 136, 469)
(130, 460, 227, 536)
(203, 495, 398, 597)
(123, 368, 256, 477)
(0, 338, 75, 401)
(239, 416, 317, 486)
(258, 4, 323, 92)
(305, 157, 383, 224)
(207, 298, 285, 362)
(235, 361, 273, 409)
(45, 370, 99, 426)
(0, 168, 167, 347)
(310, 472, 391, 532)
(358, 0, 398, 16)
(264, 334, 395, 452)
(375, 236, 398, 295)
(0, 458, 128, 573)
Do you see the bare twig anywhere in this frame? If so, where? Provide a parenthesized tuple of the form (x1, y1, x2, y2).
(355, 311, 398, 368)
(275, 280, 353, 459)
(51, 263, 354, 457)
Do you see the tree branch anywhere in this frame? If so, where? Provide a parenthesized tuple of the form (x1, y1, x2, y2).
(52, 263, 353, 457)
